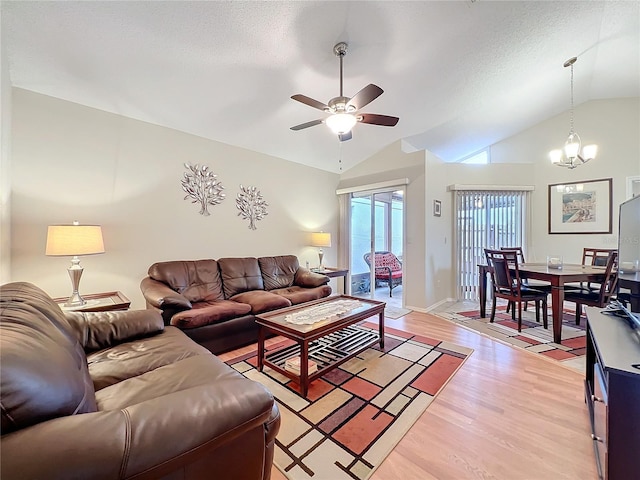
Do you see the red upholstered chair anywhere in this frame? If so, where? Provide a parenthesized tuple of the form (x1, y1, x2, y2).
(363, 251, 403, 297)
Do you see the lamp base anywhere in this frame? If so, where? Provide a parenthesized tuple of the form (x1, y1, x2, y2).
(318, 249, 324, 269)
(64, 292, 86, 307)
(64, 257, 87, 307)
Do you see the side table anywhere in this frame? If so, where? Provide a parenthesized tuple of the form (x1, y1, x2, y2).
(311, 267, 349, 294)
(53, 291, 131, 312)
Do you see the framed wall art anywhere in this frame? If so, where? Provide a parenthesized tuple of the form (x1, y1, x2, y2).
(433, 199, 442, 217)
(548, 178, 612, 234)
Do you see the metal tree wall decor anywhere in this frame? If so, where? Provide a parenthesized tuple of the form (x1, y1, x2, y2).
(181, 163, 225, 216)
(236, 185, 268, 230)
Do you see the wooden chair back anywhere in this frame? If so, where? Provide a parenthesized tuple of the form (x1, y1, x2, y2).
(485, 249, 522, 298)
(595, 251, 619, 305)
(501, 247, 526, 264)
(583, 248, 618, 267)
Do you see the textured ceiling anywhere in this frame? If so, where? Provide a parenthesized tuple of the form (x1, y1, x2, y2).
(2, 1, 639, 173)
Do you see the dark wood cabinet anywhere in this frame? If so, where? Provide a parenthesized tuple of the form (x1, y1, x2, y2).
(585, 307, 640, 480)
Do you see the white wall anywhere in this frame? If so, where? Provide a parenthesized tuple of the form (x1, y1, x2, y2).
(1, 13, 12, 284)
(349, 98, 639, 309)
(490, 98, 640, 264)
(10, 88, 340, 308)
(10, 91, 638, 311)
(425, 150, 451, 307)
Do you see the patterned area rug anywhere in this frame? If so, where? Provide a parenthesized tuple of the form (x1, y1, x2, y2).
(433, 302, 586, 372)
(224, 323, 472, 480)
(384, 306, 412, 319)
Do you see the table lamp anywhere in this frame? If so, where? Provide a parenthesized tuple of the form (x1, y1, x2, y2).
(45, 221, 105, 307)
(310, 232, 332, 268)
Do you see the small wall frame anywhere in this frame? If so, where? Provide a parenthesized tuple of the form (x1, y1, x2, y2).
(433, 200, 442, 217)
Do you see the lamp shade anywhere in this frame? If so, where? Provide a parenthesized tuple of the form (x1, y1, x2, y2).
(46, 224, 105, 256)
(310, 232, 332, 248)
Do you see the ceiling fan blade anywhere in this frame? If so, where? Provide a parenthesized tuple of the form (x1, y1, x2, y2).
(359, 113, 399, 127)
(338, 131, 352, 142)
(290, 119, 324, 131)
(291, 94, 329, 112)
(347, 84, 383, 111)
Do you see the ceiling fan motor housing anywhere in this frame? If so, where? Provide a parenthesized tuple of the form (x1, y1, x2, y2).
(328, 96, 356, 113)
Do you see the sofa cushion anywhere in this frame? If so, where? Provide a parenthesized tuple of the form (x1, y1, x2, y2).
(95, 354, 241, 411)
(0, 282, 97, 434)
(171, 300, 252, 329)
(230, 290, 291, 314)
(87, 326, 211, 390)
(64, 309, 165, 351)
(148, 259, 224, 302)
(258, 255, 298, 290)
(218, 257, 265, 298)
(270, 285, 333, 305)
(294, 268, 331, 288)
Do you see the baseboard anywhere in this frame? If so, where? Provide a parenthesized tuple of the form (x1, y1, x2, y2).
(404, 298, 457, 315)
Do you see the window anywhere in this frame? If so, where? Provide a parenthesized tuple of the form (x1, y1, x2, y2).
(460, 149, 489, 165)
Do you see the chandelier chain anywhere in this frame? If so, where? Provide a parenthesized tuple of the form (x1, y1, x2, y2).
(569, 62, 574, 135)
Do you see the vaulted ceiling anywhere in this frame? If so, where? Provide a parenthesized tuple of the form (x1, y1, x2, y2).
(2, 1, 639, 173)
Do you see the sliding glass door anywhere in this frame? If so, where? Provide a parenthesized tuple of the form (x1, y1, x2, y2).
(349, 189, 404, 301)
(455, 189, 530, 300)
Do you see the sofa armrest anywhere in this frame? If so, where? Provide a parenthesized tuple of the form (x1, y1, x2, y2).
(64, 309, 165, 351)
(0, 377, 277, 480)
(140, 276, 192, 310)
(294, 267, 330, 288)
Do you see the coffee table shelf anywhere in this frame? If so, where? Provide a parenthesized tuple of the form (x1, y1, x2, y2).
(266, 324, 379, 375)
(256, 295, 385, 396)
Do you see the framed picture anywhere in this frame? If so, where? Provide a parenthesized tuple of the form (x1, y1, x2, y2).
(548, 178, 612, 234)
(433, 199, 442, 217)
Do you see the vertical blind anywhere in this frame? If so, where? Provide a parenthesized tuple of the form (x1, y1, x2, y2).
(455, 190, 530, 300)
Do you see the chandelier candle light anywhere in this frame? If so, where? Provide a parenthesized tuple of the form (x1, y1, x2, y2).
(549, 57, 597, 169)
(310, 232, 332, 268)
(45, 221, 105, 307)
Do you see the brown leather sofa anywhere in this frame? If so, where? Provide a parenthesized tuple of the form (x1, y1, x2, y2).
(140, 255, 331, 353)
(0, 281, 280, 480)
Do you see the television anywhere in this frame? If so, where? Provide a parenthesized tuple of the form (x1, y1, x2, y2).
(617, 195, 640, 317)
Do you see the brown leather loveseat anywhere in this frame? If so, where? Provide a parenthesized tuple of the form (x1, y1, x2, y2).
(140, 255, 331, 353)
(0, 281, 280, 480)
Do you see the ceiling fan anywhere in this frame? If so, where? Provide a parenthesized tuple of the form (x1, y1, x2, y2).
(290, 42, 399, 142)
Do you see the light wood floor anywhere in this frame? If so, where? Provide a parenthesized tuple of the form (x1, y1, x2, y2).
(267, 310, 597, 480)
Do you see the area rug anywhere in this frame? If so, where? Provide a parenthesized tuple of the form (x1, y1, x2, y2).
(384, 306, 412, 319)
(224, 323, 472, 480)
(433, 302, 585, 372)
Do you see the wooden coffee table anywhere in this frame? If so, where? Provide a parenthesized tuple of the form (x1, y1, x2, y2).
(255, 295, 385, 397)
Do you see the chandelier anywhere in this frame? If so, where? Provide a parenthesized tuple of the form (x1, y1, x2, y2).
(549, 57, 597, 169)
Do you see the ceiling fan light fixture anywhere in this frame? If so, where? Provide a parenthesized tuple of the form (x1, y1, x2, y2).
(326, 113, 357, 135)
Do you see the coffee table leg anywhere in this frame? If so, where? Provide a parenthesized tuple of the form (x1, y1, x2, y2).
(301, 341, 309, 397)
(379, 311, 385, 348)
(257, 327, 265, 372)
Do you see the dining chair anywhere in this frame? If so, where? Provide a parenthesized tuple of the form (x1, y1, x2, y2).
(484, 249, 548, 332)
(500, 247, 553, 312)
(564, 251, 619, 325)
(564, 247, 618, 292)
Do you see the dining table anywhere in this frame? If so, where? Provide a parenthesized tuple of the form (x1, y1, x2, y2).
(478, 262, 609, 344)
